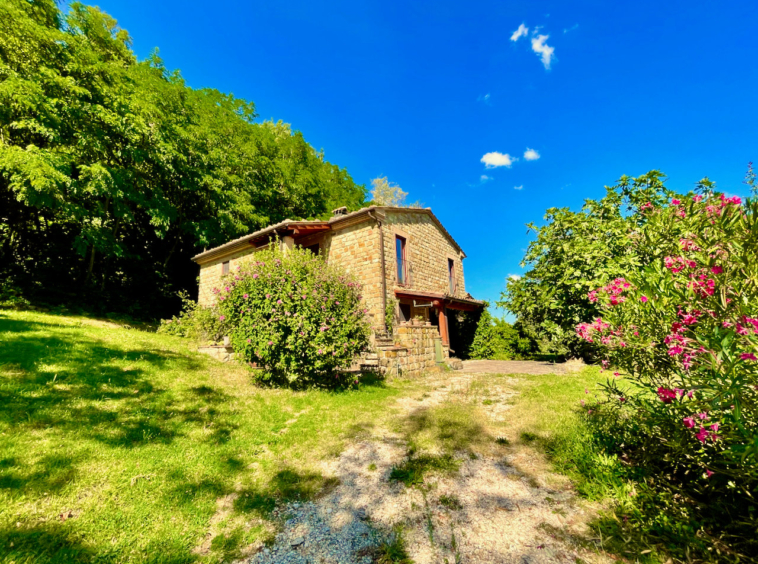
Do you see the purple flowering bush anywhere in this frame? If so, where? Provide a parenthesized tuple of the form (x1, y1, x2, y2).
(215, 245, 370, 387)
(578, 189, 758, 557)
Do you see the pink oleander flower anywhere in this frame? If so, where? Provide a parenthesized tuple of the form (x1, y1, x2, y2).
(246, 338, 251, 343)
(657, 387, 677, 404)
(276, 299, 283, 304)
(697, 412, 708, 420)
(253, 273, 259, 279)
(265, 293, 271, 299)
(696, 427, 709, 442)
(671, 198, 681, 205)
(682, 416, 695, 428)
(219, 315, 225, 321)
(710, 423, 720, 432)
(711, 265, 723, 274)
(640, 295, 648, 303)
(705, 469, 714, 477)
(741, 353, 757, 361)
(243, 293, 249, 299)
(693, 194, 703, 203)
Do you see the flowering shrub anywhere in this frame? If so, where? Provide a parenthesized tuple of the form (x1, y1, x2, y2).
(215, 245, 370, 387)
(578, 190, 758, 557)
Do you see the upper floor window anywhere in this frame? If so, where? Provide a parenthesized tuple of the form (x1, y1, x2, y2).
(448, 258, 455, 293)
(222, 261, 230, 275)
(396, 235, 407, 285)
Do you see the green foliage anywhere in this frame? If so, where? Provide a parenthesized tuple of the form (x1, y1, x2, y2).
(500, 171, 677, 357)
(216, 245, 371, 387)
(469, 308, 497, 359)
(385, 298, 397, 335)
(447, 308, 481, 359)
(0, 281, 31, 310)
(371, 177, 408, 207)
(156, 291, 225, 343)
(579, 192, 758, 560)
(468, 305, 537, 360)
(0, 0, 366, 318)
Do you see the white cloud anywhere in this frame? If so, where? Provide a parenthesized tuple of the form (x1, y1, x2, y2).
(523, 148, 540, 161)
(480, 174, 492, 182)
(508, 274, 522, 281)
(514, 185, 524, 191)
(563, 23, 579, 34)
(477, 93, 492, 105)
(481, 152, 517, 168)
(531, 34, 555, 69)
(510, 23, 528, 42)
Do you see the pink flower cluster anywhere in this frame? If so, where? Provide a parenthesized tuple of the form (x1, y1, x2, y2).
(687, 274, 716, 297)
(576, 317, 611, 342)
(657, 387, 678, 403)
(587, 278, 630, 305)
(683, 412, 720, 442)
(664, 256, 697, 273)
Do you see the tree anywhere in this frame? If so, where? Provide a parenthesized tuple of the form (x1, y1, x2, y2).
(0, 0, 367, 317)
(370, 176, 408, 206)
(499, 171, 678, 357)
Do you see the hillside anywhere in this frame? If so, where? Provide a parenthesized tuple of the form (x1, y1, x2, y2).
(0, 310, 397, 563)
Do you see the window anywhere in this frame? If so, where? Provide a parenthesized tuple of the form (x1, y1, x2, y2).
(395, 235, 407, 285)
(448, 258, 455, 294)
(222, 261, 230, 275)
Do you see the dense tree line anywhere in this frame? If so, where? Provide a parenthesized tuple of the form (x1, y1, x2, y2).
(0, 0, 366, 317)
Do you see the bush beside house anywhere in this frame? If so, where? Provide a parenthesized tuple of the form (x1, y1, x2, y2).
(212, 246, 370, 387)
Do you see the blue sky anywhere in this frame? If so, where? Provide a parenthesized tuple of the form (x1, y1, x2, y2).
(90, 0, 758, 314)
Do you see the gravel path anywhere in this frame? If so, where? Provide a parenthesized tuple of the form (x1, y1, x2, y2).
(461, 359, 586, 375)
(242, 369, 608, 564)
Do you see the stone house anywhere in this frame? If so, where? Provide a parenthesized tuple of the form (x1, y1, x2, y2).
(191, 206, 482, 374)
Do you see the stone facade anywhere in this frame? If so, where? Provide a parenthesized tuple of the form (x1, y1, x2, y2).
(383, 210, 466, 300)
(192, 206, 479, 374)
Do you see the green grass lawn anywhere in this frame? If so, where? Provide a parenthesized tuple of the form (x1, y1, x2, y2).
(0, 310, 403, 564)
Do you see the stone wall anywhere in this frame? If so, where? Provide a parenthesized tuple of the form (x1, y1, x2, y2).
(376, 323, 449, 378)
(322, 221, 384, 328)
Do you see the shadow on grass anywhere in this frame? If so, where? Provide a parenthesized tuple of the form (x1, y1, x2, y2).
(0, 523, 98, 564)
(0, 314, 235, 490)
(388, 402, 489, 487)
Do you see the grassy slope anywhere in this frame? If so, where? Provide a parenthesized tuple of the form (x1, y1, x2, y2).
(0, 310, 402, 564)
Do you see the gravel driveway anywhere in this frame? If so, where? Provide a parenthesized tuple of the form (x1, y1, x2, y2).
(242, 368, 607, 564)
(461, 359, 585, 375)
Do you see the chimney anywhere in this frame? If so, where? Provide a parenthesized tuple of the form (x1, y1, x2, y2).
(331, 206, 348, 217)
